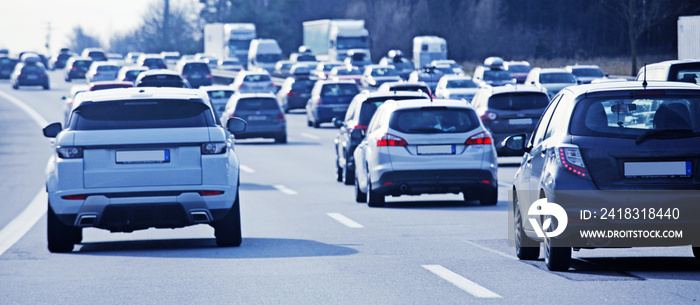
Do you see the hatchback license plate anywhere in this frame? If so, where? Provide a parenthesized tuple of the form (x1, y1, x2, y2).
(116, 150, 170, 164)
(624, 161, 691, 178)
(417, 145, 455, 155)
(247, 115, 267, 121)
(509, 118, 533, 125)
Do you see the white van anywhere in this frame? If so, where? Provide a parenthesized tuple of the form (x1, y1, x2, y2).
(412, 36, 447, 69)
(248, 39, 283, 72)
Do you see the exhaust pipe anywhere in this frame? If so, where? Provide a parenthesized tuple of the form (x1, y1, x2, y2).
(190, 211, 211, 223)
(77, 214, 97, 227)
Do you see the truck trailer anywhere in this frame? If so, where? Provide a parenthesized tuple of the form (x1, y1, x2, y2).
(302, 19, 370, 63)
(204, 23, 256, 67)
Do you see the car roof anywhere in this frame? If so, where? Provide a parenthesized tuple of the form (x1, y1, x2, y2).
(562, 80, 700, 97)
(199, 85, 235, 92)
(539, 68, 570, 73)
(386, 98, 472, 110)
(316, 79, 357, 85)
(360, 90, 428, 99)
(119, 65, 149, 71)
(379, 81, 429, 88)
(74, 87, 208, 106)
(565, 64, 601, 69)
(88, 81, 134, 88)
(232, 92, 277, 99)
(439, 75, 473, 81)
(138, 69, 180, 77)
(482, 84, 547, 95)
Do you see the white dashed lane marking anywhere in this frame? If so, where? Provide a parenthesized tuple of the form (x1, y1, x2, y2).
(422, 265, 502, 298)
(327, 213, 364, 228)
(273, 184, 298, 195)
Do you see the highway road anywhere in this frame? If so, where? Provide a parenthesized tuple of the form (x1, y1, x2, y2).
(0, 71, 698, 304)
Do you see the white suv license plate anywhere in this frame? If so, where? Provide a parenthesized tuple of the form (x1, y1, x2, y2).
(624, 161, 691, 178)
(116, 150, 170, 164)
(247, 115, 267, 121)
(417, 145, 455, 155)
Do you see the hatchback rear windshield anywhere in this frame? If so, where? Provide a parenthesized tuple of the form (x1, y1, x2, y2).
(183, 63, 211, 74)
(446, 79, 477, 88)
(243, 74, 271, 82)
(207, 90, 234, 99)
(539, 72, 576, 84)
(321, 83, 359, 96)
(235, 98, 279, 111)
(507, 65, 531, 73)
(359, 96, 427, 125)
(571, 68, 603, 77)
(292, 79, 315, 91)
(390, 107, 480, 134)
(571, 95, 700, 138)
(88, 52, 107, 61)
(483, 70, 512, 81)
(73, 60, 92, 67)
(97, 65, 119, 72)
(335, 69, 360, 76)
(371, 68, 398, 77)
(72, 100, 214, 130)
(22, 65, 45, 73)
(489, 92, 549, 110)
(144, 58, 165, 65)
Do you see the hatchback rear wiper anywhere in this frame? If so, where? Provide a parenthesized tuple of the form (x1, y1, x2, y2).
(635, 128, 695, 145)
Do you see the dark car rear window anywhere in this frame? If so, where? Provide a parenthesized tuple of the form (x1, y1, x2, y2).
(359, 96, 428, 125)
(292, 79, 315, 91)
(235, 98, 279, 111)
(73, 60, 92, 67)
(183, 63, 211, 74)
(390, 107, 480, 134)
(321, 83, 359, 96)
(137, 74, 187, 88)
(88, 52, 107, 61)
(571, 96, 700, 138)
(243, 74, 271, 82)
(72, 100, 214, 130)
(207, 90, 234, 99)
(488, 92, 549, 110)
(22, 65, 45, 73)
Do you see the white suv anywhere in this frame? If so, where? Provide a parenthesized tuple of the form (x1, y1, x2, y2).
(42, 87, 247, 252)
(353, 99, 498, 207)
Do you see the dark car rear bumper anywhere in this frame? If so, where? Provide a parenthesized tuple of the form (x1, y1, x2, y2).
(374, 169, 497, 196)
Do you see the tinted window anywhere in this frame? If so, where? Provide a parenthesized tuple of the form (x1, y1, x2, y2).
(125, 70, 144, 80)
(336, 69, 360, 76)
(97, 65, 119, 72)
(243, 74, 271, 82)
(256, 54, 282, 62)
(22, 65, 45, 73)
(539, 72, 576, 84)
(73, 100, 213, 130)
(183, 63, 210, 74)
(57, 54, 72, 60)
(571, 68, 604, 77)
(235, 98, 279, 111)
(488, 93, 549, 110)
(73, 60, 92, 67)
(483, 70, 512, 81)
(507, 65, 531, 73)
(144, 58, 164, 65)
(296, 54, 316, 62)
(291, 79, 315, 91)
(321, 84, 359, 96)
(446, 79, 477, 88)
(207, 90, 234, 99)
(358, 96, 427, 125)
(571, 96, 700, 138)
(371, 68, 398, 77)
(88, 52, 107, 61)
(390, 108, 480, 134)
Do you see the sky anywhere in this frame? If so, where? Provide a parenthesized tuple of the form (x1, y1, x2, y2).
(0, 0, 160, 55)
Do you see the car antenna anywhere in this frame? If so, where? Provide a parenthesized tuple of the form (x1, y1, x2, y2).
(642, 63, 647, 89)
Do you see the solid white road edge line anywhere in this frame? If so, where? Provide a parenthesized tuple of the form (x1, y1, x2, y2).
(0, 91, 52, 256)
(422, 265, 502, 299)
(273, 184, 298, 195)
(327, 213, 364, 228)
(0, 189, 46, 256)
(300, 132, 320, 140)
(240, 165, 255, 173)
(0, 90, 49, 127)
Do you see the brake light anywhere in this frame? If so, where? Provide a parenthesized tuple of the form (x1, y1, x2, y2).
(200, 190, 223, 196)
(57, 146, 83, 158)
(70, 67, 77, 71)
(316, 98, 323, 106)
(207, 74, 213, 79)
(269, 83, 276, 87)
(376, 134, 407, 147)
(201, 142, 226, 154)
(62, 194, 86, 200)
(353, 124, 368, 131)
(277, 113, 285, 120)
(465, 131, 492, 145)
(557, 147, 590, 179)
(287, 91, 298, 96)
(480, 111, 497, 121)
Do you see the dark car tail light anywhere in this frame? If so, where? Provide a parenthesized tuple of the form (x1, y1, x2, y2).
(277, 113, 285, 120)
(480, 111, 498, 121)
(62, 194, 86, 200)
(557, 146, 591, 179)
(200, 190, 223, 196)
(353, 124, 368, 132)
(377, 133, 407, 147)
(201, 142, 226, 154)
(57, 146, 83, 158)
(465, 131, 492, 145)
(287, 91, 298, 96)
(70, 67, 77, 71)
(315, 97, 323, 106)
(207, 74, 213, 79)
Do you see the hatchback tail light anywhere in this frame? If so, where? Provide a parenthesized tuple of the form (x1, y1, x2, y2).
(480, 111, 498, 121)
(376, 133, 407, 147)
(315, 98, 323, 106)
(57, 146, 83, 158)
(277, 113, 285, 120)
(62, 194, 86, 200)
(201, 142, 226, 154)
(200, 190, 223, 196)
(70, 67, 77, 71)
(465, 131, 492, 145)
(353, 124, 368, 132)
(557, 146, 590, 179)
(287, 91, 298, 96)
(207, 74, 213, 79)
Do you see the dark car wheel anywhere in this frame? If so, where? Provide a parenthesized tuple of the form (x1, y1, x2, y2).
(343, 157, 354, 185)
(212, 192, 242, 247)
(480, 189, 498, 206)
(47, 202, 81, 253)
(336, 165, 343, 182)
(543, 213, 571, 271)
(65, 76, 71, 82)
(12, 83, 19, 90)
(313, 119, 321, 128)
(354, 176, 367, 203)
(367, 177, 385, 208)
(43, 83, 50, 90)
(514, 195, 540, 260)
(275, 133, 287, 144)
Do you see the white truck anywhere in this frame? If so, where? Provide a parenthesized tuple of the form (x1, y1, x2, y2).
(302, 19, 370, 63)
(248, 39, 282, 72)
(678, 15, 700, 60)
(412, 36, 447, 69)
(204, 23, 256, 67)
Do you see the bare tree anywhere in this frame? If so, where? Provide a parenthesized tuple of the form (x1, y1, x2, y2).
(67, 26, 102, 54)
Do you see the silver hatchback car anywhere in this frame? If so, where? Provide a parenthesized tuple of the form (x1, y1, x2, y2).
(353, 99, 498, 207)
(43, 88, 247, 252)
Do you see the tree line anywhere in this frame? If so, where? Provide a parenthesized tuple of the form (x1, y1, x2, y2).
(68, 0, 700, 75)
